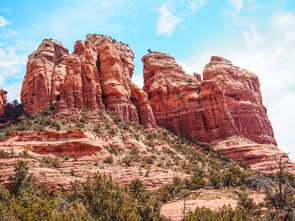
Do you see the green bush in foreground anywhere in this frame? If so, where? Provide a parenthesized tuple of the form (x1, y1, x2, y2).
(183, 206, 260, 221)
(0, 161, 167, 221)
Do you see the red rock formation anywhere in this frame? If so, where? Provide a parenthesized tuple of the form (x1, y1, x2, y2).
(18, 37, 293, 173)
(21, 39, 69, 113)
(21, 35, 155, 128)
(5, 130, 87, 142)
(203, 56, 276, 145)
(142, 52, 275, 145)
(142, 52, 294, 171)
(0, 89, 7, 117)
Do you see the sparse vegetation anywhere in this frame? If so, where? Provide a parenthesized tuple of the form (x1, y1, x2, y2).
(1, 106, 295, 220)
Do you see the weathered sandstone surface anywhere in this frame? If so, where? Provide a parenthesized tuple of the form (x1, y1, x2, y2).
(143, 53, 275, 145)
(212, 136, 294, 173)
(21, 35, 155, 128)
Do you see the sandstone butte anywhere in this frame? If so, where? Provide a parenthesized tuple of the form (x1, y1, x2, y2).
(142, 52, 293, 172)
(0, 33, 292, 185)
(20, 34, 156, 128)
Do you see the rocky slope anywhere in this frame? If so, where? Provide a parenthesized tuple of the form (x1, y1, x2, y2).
(0, 108, 216, 191)
(21, 34, 155, 128)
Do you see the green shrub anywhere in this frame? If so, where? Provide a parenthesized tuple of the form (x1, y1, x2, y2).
(103, 155, 114, 164)
(0, 150, 10, 158)
(80, 113, 88, 123)
(122, 156, 133, 167)
(109, 128, 117, 135)
(8, 160, 37, 195)
(76, 121, 85, 128)
(237, 190, 257, 212)
(83, 173, 141, 220)
(186, 175, 206, 190)
(40, 157, 60, 168)
(183, 206, 252, 221)
(141, 155, 155, 165)
(93, 124, 101, 134)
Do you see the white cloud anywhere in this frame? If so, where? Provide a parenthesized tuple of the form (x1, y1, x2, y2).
(0, 16, 9, 27)
(271, 13, 295, 29)
(181, 12, 295, 162)
(156, 3, 181, 36)
(100, 0, 111, 9)
(132, 74, 144, 88)
(0, 45, 27, 101)
(8, 30, 19, 36)
(3, 82, 22, 102)
(271, 13, 295, 42)
(228, 0, 244, 13)
(189, 0, 206, 11)
(0, 46, 26, 88)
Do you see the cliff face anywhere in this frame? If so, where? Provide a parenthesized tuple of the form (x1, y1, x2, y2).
(142, 52, 275, 145)
(203, 56, 276, 145)
(0, 89, 7, 117)
(142, 52, 293, 171)
(21, 34, 155, 128)
(20, 39, 69, 114)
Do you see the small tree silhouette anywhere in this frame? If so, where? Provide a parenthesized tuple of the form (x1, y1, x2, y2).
(12, 99, 19, 106)
(264, 154, 295, 219)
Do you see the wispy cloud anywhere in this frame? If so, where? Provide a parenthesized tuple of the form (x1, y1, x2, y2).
(8, 30, 19, 36)
(3, 82, 22, 102)
(132, 75, 144, 88)
(271, 13, 295, 42)
(156, 3, 181, 36)
(0, 16, 10, 27)
(0, 45, 26, 83)
(100, 0, 111, 9)
(228, 0, 244, 13)
(189, 0, 207, 11)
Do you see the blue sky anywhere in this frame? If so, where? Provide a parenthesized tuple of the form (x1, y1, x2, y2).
(1, 0, 295, 161)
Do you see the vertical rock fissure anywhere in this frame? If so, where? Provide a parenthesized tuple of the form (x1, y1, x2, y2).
(96, 53, 106, 109)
